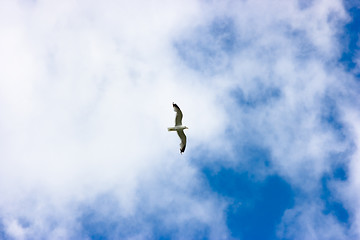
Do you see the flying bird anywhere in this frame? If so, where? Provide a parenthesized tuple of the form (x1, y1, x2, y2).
(168, 102, 188, 154)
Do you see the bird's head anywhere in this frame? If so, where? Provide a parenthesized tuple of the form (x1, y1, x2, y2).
(185, 126, 189, 129)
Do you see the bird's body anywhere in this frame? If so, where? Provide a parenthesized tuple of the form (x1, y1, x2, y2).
(168, 103, 188, 154)
(167, 126, 187, 131)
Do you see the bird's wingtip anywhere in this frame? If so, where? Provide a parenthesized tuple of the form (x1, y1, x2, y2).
(180, 146, 186, 154)
(173, 102, 180, 110)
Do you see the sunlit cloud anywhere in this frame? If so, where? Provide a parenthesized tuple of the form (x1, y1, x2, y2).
(0, 0, 359, 239)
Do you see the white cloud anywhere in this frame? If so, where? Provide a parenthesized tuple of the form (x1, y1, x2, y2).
(277, 201, 349, 240)
(340, 105, 360, 238)
(0, 0, 359, 239)
(0, 1, 230, 239)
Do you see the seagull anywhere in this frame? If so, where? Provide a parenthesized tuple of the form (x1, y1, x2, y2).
(168, 102, 188, 154)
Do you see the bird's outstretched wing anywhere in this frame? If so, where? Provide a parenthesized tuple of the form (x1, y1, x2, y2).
(177, 130, 186, 154)
(173, 103, 183, 126)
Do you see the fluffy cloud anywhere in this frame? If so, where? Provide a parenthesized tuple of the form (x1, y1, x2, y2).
(0, 1, 229, 239)
(0, 0, 359, 239)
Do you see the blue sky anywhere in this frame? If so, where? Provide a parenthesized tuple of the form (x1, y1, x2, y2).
(0, 0, 360, 239)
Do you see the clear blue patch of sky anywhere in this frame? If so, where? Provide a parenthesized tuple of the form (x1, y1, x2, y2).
(193, 141, 292, 240)
(333, 164, 348, 181)
(203, 168, 294, 240)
